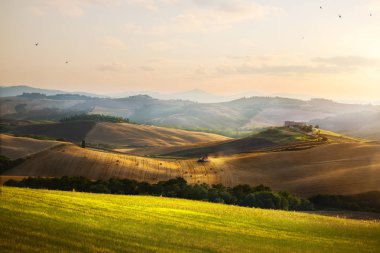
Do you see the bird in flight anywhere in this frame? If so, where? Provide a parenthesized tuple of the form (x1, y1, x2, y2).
(339, 15, 342, 18)
(35, 42, 38, 46)
(65, 61, 69, 64)
(320, 6, 322, 9)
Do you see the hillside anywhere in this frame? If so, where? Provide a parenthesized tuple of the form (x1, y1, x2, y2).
(0, 134, 61, 159)
(85, 122, 230, 147)
(311, 111, 380, 140)
(1, 187, 379, 253)
(8, 121, 230, 147)
(4, 140, 380, 196)
(4, 144, 234, 186)
(159, 127, 363, 157)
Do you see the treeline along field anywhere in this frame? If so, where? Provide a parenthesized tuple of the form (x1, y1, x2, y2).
(2, 176, 313, 211)
(7, 176, 380, 213)
(1, 187, 380, 253)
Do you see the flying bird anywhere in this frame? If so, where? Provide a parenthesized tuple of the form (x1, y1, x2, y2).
(320, 6, 322, 9)
(35, 42, 38, 46)
(339, 15, 342, 18)
(65, 61, 69, 64)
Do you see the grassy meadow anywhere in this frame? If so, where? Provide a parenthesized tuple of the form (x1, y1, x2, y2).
(1, 187, 379, 253)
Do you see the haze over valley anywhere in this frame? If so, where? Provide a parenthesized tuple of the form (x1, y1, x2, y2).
(1, 1, 380, 252)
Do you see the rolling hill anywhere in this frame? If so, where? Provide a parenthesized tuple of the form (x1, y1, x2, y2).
(85, 122, 230, 147)
(1, 187, 379, 253)
(0, 134, 62, 159)
(4, 137, 380, 196)
(2, 90, 379, 139)
(8, 121, 230, 146)
(161, 127, 323, 157)
(146, 127, 362, 158)
(311, 111, 380, 140)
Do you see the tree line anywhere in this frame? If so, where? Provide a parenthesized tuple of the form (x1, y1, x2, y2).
(4, 177, 313, 211)
(310, 192, 380, 213)
(60, 114, 130, 123)
(4, 176, 379, 213)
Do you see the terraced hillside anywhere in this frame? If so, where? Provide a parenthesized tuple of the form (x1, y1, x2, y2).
(4, 141, 380, 196)
(2, 187, 379, 253)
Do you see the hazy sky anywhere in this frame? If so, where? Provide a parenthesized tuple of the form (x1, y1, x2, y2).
(1, 0, 380, 102)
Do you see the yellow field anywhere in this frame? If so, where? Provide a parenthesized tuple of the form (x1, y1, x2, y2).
(1, 187, 379, 253)
(85, 122, 230, 147)
(0, 134, 62, 159)
(4, 141, 380, 196)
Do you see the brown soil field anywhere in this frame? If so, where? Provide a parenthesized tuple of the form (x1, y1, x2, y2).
(0, 134, 62, 159)
(4, 142, 380, 197)
(220, 143, 380, 196)
(4, 144, 235, 186)
(85, 122, 231, 147)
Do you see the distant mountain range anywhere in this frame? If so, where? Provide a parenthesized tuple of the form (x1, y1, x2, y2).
(0, 85, 302, 103)
(0, 85, 103, 98)
(93, 88, 265, 103)
(1, 86, 379, 140)
(2, 85, 378, 105)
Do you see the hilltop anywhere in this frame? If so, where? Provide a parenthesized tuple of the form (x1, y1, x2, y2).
(1, 187, 379, 253)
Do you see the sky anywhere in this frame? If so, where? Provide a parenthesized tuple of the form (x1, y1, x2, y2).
(1, 0, 380, 102)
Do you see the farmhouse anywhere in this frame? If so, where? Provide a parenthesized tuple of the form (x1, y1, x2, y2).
(284, 121, 307, 127)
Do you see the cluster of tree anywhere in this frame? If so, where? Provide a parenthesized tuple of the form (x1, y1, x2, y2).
(310, 191, 380, 213)
(17, 92, 47, 99)
(4, 177, 313, 211)
(14, 104, 27, 113)
(48, 94, 98, 100)
(0, 155, 25, 174)
(297, 125, 314, 133)
(60, 114, 130, 123)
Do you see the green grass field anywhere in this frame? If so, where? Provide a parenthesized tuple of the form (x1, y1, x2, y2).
(1, 187, 379, 253)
